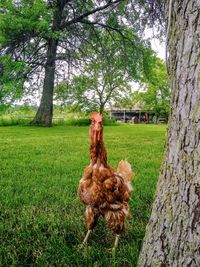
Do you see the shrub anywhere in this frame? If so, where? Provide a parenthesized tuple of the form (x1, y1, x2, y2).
(103, 117, 117, 126)
(65, 118, 91, 126)
(0, 117, 31, 126)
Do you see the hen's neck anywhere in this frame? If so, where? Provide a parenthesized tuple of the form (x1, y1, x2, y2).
(90, 134, 107, 167)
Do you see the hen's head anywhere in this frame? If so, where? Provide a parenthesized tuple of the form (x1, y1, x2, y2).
(89, 112, 103, 144)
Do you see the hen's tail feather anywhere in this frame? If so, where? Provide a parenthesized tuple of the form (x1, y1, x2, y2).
(116, 160, 135, 182)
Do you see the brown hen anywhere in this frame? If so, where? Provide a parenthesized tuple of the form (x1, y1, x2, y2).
(78, 112, 134, 250)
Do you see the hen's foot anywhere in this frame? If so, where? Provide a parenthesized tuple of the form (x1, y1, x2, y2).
(107, 234, 120, 253)
(107, 247, 115, 253)
(78, 229, 92, 250)
(78, 243, 84, 250)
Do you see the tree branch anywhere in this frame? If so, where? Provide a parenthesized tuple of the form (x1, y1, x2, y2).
(81, 20, 126, 39)
(61, 0, 122, 28)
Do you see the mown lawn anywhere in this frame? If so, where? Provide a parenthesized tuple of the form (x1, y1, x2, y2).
(0, 124, 166, 267)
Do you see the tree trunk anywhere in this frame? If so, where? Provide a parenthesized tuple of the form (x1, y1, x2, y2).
(99, 103, 105, 114)
(32, 2, 64, 127)
(32, 39, 57, 126)
(138, 1, 200, 266)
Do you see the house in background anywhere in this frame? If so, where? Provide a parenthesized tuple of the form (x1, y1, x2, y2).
(109, 108, 156, 123)
(109, 107, 167, 124)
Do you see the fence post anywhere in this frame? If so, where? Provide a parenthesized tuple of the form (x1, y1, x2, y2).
(139, 111, 141, 123)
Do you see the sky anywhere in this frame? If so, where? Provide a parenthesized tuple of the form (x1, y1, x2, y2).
(144, 26, 166, 61)
(151, 38, 166, 60)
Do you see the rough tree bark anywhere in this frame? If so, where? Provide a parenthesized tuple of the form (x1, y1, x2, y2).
(138, 0, 200, 266)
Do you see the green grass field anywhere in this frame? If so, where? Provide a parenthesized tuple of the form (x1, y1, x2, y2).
(0, 124, 166, 267)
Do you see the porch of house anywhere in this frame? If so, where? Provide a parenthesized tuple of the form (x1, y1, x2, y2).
(109, 109, 157, 123)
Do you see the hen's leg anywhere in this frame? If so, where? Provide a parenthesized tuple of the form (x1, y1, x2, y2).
(114, 234, 120, 248)
(104, 210, 125, 251)
(79, 206, 99, 249)
(82, 229, 92, 245)
(107, 234, 121, 253)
